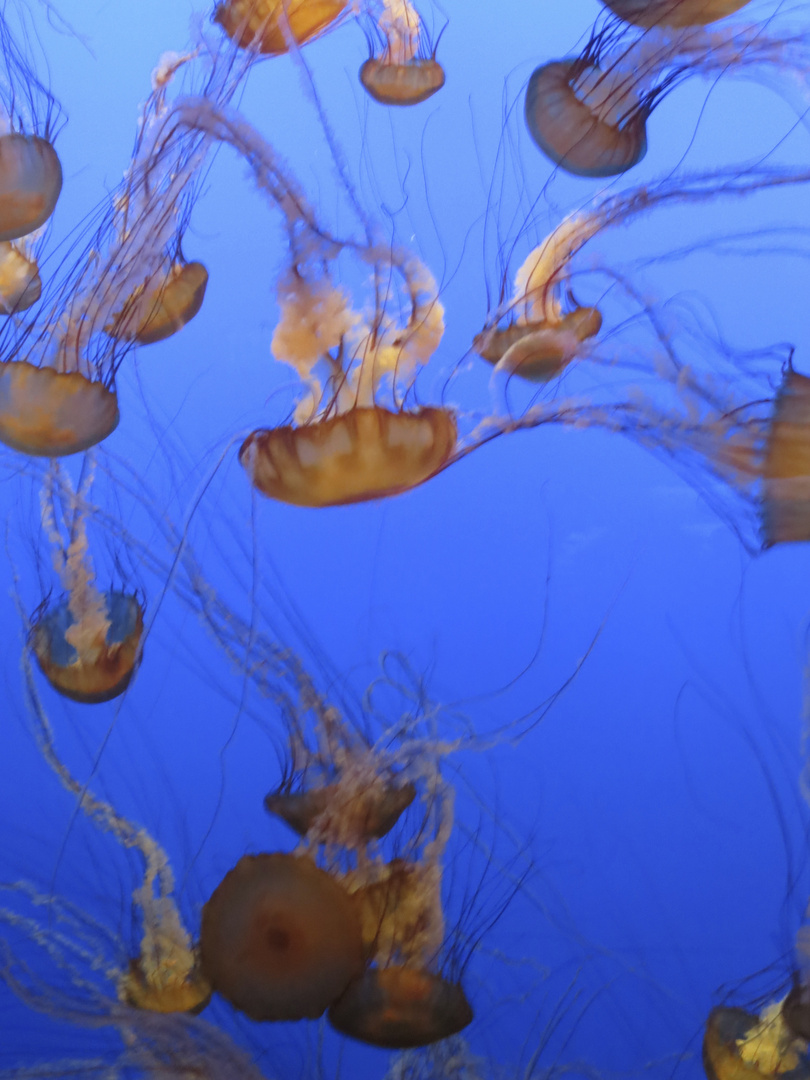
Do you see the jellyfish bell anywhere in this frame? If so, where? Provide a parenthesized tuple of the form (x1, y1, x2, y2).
(703, 1003, 810, 1080)
(30, 588, 144, 704)
(120, 953, 212, 1015)
(600, 0, 752, 28)
(328, 966, 473, 1049)
(106, 260, 208, 346)
(525, 60, 648, 178)
(761, 368, 810, 548)
(214, 0, 348, 55)
(474, 306, 603, 383)
(360, 56, 445, 106)
(0, 132, 62, 241)
(0, 241, 40, 313)
(239, 405, 457, 507)
(0, 362, 119, 456)
(200, 852, 365, 1021)
(264, 779, 416, 839)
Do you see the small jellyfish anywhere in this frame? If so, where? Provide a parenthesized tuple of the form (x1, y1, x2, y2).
(475, 213, 604, 382)
(30, 463, 143, 704)
(0, 240, 41, 313)
(199, 852, 365, 1021)
(17, 650, 212, 1017)
(265, 779, 416, 839)
(360, 0, 445, 106)
(105, 258, 209, 346)
(601, 0, 752, 28)
(214, 0, 348, 55)
(525, 19, 810, 177)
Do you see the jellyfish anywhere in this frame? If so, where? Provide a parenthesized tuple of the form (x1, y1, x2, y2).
(0, 240, 41, 314)
(0, 35, 248, 457)
(200, 852, 365, 1021)
(360, 0, 445, 106)
(0, 8, 63, 242)
(601, 0, 753, 28)
(761, 367, 810, 548)
(703, 1003, 809, 1080)
(525, 18, 810, 176)
(29, 462, 144, 705)
(214, 0, 348, 55)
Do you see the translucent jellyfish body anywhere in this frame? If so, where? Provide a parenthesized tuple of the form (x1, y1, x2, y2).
(525, 60, 648, 178)
(0, 133, 61, 241)
(214, 0, 347, 54)
(601, 0, 752, 27)
(475, 306, 602, 382)
(240, 406, 457, 507)
(31, 589, 143, 704)
(106, 260, 208, 346)
(200, 853, 365, 1021)
(762, 370, 810, 547)
(0, 241, 40, 313)
(703, 1004, 810, 1080)
(0, 362, 119, 456)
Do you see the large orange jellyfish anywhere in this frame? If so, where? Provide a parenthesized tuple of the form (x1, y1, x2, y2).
(359, 0, 445, 106)
(525, 19, 810, 177)
(214, 0, 348, 55)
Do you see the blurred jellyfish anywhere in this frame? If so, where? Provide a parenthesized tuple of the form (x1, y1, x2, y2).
(214, 0, 348, 55)
(17, 626, 212, 1015)
(360, 0, 445, 106)
(0, 6, 63, 243)
(200, 851, 365, 1021)
(525, 17, 810, 176)
(761, 368, 810, 547)
(601, 0, 753, 28)
(30, 462, 144, 705)
(702, 1003, 809, 1080)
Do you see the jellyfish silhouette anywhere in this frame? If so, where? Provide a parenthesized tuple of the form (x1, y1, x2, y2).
(360, 0, 445, 106)
(525, 17, 810, 176)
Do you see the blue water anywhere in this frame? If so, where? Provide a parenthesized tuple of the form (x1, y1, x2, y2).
(1, 1, 810, 1077)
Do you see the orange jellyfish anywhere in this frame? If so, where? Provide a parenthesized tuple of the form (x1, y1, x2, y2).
(18, 645, 212, 1016)
(360, 0, 445, 106)
(475, 213, 604, 383)
(525, 20, 810, 177)
(30, 463, 144, 705)
(761, 368, 810, 548)
(239, 242, 456, 506)
(105, 257, 209, 346)
(703, 1002, 810, 1080)
(601, 0, 752, 28)
(200, 852, 365, 1021)
(0, 240, 41, 313)
(214, 0, 348, 55)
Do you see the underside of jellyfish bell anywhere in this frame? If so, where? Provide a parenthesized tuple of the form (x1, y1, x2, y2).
(264, 781, 416, 840)
(475, 306, 602, 382)
(703, 1005, 810, 1080)
(601, 0, 752, 27)
(0, 243, 41, 314)
(761, 369, 810, 547)
(214, 0, 347, 54)
(328, 966, 474, 1049)
(360, 57, 445, 105)
(0, 134, 62, 242)
(200, 852, 365, 1022)
(525, 61, 648, 178)
(30, 591, 144, 705)
(106, 261, 208, 346)
(0, 362, 119, 456)
(239, 405, 458, 507)
(119, 955, 213, 1015)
